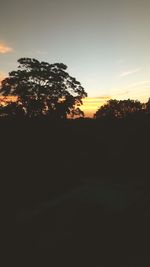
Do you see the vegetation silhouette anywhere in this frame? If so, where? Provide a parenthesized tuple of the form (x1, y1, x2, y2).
(94, 99, 143, 119)
(0, 58, 87, 118)
(0, 60, 150, 266)
(146, 97, 150, 113)
(0, 101, 25, 117)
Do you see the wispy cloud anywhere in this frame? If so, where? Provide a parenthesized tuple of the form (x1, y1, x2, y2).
(0, 42, 13, 54)
(92, 96, 110, 100)
(82, 96, 110, 104)
(111, 80, 150, 103)
(112, 90, 129, 97)
(126, 80, 150, 88)
(120, 68, 141, 77)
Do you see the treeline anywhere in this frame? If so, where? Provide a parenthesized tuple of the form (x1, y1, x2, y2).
(0, 57, 150, 120)
(1, 97, 150, 120)
(1, 57, 150, 213)
(94, 98, 150, 119)
(1, 58, 150, 266)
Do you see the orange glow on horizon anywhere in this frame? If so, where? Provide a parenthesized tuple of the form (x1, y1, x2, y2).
(0, 95, 109, 117)
(0, 95, 17, 105)
(0, 95, 149, 117)
(81, 96, 110, 117)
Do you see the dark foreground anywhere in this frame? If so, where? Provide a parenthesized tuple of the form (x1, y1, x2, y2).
(1, 117, 150, 266)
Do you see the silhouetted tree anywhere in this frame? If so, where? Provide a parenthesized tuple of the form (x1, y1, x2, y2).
(94, 99, 142, 119)
(0, 58, 87, 118)
(146, 98, 150, 113)
(0, 101, 25, 117)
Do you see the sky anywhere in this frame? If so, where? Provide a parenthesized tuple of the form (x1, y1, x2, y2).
(0, 0, 150, 117)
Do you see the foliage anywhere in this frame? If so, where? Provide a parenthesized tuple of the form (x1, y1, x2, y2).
(0, 101, 25, 118)
(94, 99, 143, 119)
(146, 98, 150, 113)
(0, 58, 87, 118)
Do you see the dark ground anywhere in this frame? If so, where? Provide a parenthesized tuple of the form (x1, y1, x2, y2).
(1, 116, 150, 266)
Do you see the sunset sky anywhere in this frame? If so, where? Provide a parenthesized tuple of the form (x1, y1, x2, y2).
(0, 0, 150, 117)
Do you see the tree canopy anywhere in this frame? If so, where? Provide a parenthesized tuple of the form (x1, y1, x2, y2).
(146, 98, 150, 113)
(0, 58, 87, 118)
(94, 99, 143, 119)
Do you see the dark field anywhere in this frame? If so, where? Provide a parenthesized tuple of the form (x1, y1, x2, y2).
(2, 117, 150, 266)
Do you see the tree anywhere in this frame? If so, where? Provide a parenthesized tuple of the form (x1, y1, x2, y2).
(146, 98, 150, 113)
(94, 99, 143, 119)
(0, 58, 87, 118)
(0, 101, 25, 118)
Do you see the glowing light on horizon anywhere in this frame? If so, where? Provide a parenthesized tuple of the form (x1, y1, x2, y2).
(81, 96, 110, 117)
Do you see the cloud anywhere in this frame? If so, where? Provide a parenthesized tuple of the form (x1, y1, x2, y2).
(111, 80, 150, 103)
(92, 96, 111, 100)
(120, 68, 141, 77)
(82, 96, 110, 105)
(111, 88, 129, 97)
(0, 42, 13, 54)
(126, 80, 150, 88)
